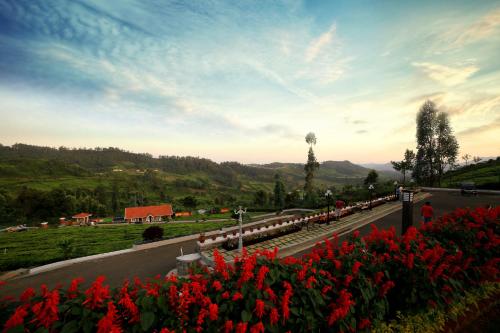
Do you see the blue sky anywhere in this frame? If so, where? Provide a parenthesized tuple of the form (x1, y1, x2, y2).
(0, 0, 499, 163)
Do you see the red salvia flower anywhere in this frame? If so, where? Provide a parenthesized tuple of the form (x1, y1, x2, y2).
(209, 303, 218, 321)
(83, 276, 110, 309)
(213, 249, 230, 280)
(3, 305, 28, 332)
(232, 292, 244, 301)
(250, 322, 265, 333)
(224, 320, 234, 333)
(235, 322, 248, 333)
(160, 329, 175, 333)
(222, 291, 230, 299)
(379, 280, 395, 297)
(269, 307, 279, 325)
(67, 277, 84, 299)
(20, 287, 35, 302)
(264, 287, 277, 302)
(118, 291, 139, 323)
(358, 318, 371, 329)
(255, 299, 265, 318)
(30, 285, 59, 329)
(212, 280, 223, 291)
(352, 261, 362, 275)
(255, 265, 270, 290)
(97, 301, 122, 333)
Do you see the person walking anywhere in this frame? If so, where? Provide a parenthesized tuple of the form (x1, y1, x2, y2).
(335, 198, 345, 221)
(421, 201, 434, 223)
(399, 185, 404, 201)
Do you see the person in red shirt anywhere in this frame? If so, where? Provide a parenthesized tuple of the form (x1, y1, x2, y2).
(335, 199, 345, 221)
(421, 201, 434, 223)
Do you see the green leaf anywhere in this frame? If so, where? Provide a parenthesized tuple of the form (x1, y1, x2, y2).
(141, 311, 155, 332)
(241, 309, 252, 322)
(61, 321, 80, 333)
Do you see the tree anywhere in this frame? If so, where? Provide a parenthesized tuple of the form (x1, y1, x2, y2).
(435, 112, 459, 186)
(304, 132, 319, 202)
(111, 183, 119, 215)
(181, 196, 197, 210)
(414, 100, 459, 186)
(253, 190, 268, 207)
(273, 174, 286, 210)
(391, 149, 415, 184)
(473, 156, 481, 164)
(364, 170, 379, 185)
(462, 154, 471, 166)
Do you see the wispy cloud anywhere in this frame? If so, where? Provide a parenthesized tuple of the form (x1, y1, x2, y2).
(306, 23, 336, 62)
(412, 62, 479, 86)
(458, 117, 500, 136)
(450, 8, 500, 48)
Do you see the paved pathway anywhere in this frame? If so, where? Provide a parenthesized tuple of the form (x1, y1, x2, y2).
(1, 191, 498, 297)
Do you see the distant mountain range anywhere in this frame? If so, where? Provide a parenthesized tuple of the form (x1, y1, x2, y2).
(0, 143, 398, 206)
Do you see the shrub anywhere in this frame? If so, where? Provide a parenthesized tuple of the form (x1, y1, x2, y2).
(141, 226, 164, 242)
(0, 206, 498, 332)
(56, 238, 74, 260)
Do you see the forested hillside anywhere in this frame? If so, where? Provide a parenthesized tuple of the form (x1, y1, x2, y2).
(0, 143, 396, 226)
(441, 158, 500, 189)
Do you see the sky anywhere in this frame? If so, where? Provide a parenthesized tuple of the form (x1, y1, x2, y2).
(0, 0, 499, 164)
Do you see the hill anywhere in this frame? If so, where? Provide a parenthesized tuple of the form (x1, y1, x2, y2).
(0, 143, 397, 225)
(441, 158, 500, 189)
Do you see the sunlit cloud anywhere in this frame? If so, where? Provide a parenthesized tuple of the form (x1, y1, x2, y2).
(412, 62, 479, 86)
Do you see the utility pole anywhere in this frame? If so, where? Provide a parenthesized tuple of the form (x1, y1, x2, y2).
(234, 206, 247, 252)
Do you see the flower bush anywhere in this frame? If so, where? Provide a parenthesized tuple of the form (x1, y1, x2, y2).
(1, 206, 499, 332)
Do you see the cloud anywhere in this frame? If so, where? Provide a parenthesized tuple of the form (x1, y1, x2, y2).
(458, 117, 500, 136)
(306, 23, 337, 62)
(407, 92, 446, 105)
(412, 62, 479, 86)
(356, 129, 368, 134)
(451, 8, 500, 48)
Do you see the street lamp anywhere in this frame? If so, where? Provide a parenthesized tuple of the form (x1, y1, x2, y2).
(368, 184, 375, 210)
(325, 189, 332, 225)
(234, 206, 247, 252)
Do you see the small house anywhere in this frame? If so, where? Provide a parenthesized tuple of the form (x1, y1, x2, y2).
(72, 213, 92, 225)
(175, 211, 192, 217)
(124, 204, 173, 223)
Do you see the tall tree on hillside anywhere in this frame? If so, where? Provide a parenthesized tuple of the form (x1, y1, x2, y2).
(111, 183, 119, 215)
(364, 169, 379, 185)
(304, 132, 320, 203)
(414, 100, 459, 186)
(391, 149, 416, 184)
(473, 156, 482, 164)
(435, 112, 459, 186)
(273, 174, 286, 210)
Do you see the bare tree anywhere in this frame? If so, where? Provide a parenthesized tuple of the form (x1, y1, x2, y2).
(462, 154, 471, 166)
(473, 156, 482, 164)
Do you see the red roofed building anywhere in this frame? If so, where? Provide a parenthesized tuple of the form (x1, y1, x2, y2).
(124, 204, 173, 223)
(72, 213, 92, 225)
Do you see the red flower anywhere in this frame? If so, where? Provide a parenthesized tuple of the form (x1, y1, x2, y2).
(67, 277, 84, 299)
(250, 322, 265, 333)
(358, 318, 371, 329)
(264, 287, 277, 302)
(353, 230, 360, 238)
(256, 266, 270, 290)
(209, 303, 218, 321)
(31, 285, 59, 329)
(235, 322, 248, 333)
(327, 289, 355, 326)
(374, 271, 384, 284)
(269, 307, 279, 325)
(20, 287, 35, 302)
(3, 305, 28, 331)
(83, 276, 110, 309)
(160, 329, 175, 333)
(306, 275, 317, 288)
(379, 280, 395, 297)
(352, 261, 362, 275)
(255, 299, 265, 318)
(222, 291, 230, 299)
(212, 280, 223, 291)
(224, 320, 234, 333)
(118, 291, 139, 323)
(97, 301, 122, 333)
(232, 292, 244, 301)
(344, 275, 353, 287)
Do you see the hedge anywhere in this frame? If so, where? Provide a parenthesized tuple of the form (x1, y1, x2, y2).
(1, 206, 499, 332)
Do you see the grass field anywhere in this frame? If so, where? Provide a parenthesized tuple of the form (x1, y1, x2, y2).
(0, 221, 237, 272)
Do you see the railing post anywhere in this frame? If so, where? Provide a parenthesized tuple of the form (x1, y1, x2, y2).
(402, 190, 414, 235)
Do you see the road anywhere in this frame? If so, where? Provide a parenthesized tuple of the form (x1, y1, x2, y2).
(1, 191, 498, 297)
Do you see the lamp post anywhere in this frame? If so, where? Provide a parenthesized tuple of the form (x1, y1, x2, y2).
(394, 180, 399, 199)
(234, 206, 247, 253)
(325, 189, 332, 225)
(368, 184, 374, 210)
